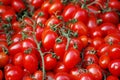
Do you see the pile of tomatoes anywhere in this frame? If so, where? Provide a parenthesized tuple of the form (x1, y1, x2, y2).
(0, 0, 120, 80)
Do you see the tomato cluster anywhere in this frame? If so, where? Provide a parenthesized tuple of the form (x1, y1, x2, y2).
(0, 0, 120, 80)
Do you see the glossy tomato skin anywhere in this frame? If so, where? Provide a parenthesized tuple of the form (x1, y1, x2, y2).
(72, 8, 88, 24)
(108, 59, 120, 76)
(23, 52, 38, 74)
(55, 72, 73, 80)
(33, 70, 43, 80)
(42, 29, 58, 51)
(99, 55, 111, 69)
(13, 52, 23, 68)
(44, 54, 57, 71)
(54, 62, 68, 73)
(54, 37, 66, 61)
(106, 75, 119, 80)
(8, 41, 22, 56)
(63, 48, 81, 70)
(48, 1, 63, 15)
(30, 0, 44, 9)
(108, 44, 120, 60)
(70, 21, 88, 36)
(0, 52, 9, 68)
(78, 73, 95, 80)
(100, 11, 119, 25)
(11, 0, 25, 12)
(62, 4, 77, 22)
(87, 64, 103, 80)
(5, 66, 23, 80)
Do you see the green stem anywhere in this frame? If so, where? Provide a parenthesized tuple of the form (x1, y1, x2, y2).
(32, 20, 46, 80)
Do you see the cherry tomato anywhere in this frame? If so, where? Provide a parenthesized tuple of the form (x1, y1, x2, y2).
(108, 59, 120, 76)
(63, 48, 81, 69)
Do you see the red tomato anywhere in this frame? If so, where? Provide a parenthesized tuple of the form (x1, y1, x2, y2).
(23, 52, 38, 74)
(54, 37, 67, 61)
(78, 73, 95, 80)
(63, 48, 81, 69)
(33, 70, 43, 80)
(62, 4, 77, 22)
(107, 75, 119, 80)
(30, 0, 43, 9)
(70, 21, 88, 36)
(5, 66, 23, 80)
(11, 0, 25, 12)
(54, 62, 68, 73)
(0, 52, 9, 68)
(13, 52, 23, 67)
(44, 53, 57, 71)
(48, 1, 63, 15)
(55, 72, 73, 80)
(99, 54, 111, 69)
(72, 8, 88, 24)
(108, 59, 120, 76)
(87, 64, 103, 80)
(42, 29, 58, 51)
(100, 11, 119, 25)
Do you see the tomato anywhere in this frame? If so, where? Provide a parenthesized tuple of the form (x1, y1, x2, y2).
(62, 4, 77, 22)
(54, 62, 68, 73)
(8, 41, 22, 56)
(0, 0, 11, 5)
(99, 23, 117, 36)
(48, 1, 63, 15)
(13, 52, 23, 67)
(0, 41, 8, 52)
(70, 67, 80, 80)
(79, 35, 88, 47)
(5, 66, 23, 80)
(0, 70, 3, 80)
(108, 44, 120, 60)
(42, 29, 58, 51)
(46, 72, 55, 80)
(108, 59, 120, 76)
(55, 72, 73, 80)
(41, 0, 51, 14)
(2, 9, 16, 23)
(90, 27, 103, 38)
(30, 0, 43, 9)
(0, 5, 6, 15)
(104, 33, 120, 44)
(11, 0, 25, 12)
(70, 21, 88, 36)
(69, 38, 83, 51)
(0, 52, 9, 68)
(90, 37, 104, 49)
(100, 11, 119, 25)
(45, 16, 60, 29)
(23, 52, 38, 74)
(72, 8, 88, 24)
(32, 9, 48, 20)
(87, 64, 103, 80)
(97, 43, 110, 57)
(78, 73, 95, 80)
(21, 39, 37, 54)
(84, 54, 99, 67)
(44, 53, 57, 71)
(33, 70, 43, 80)
(106, 75, 119, 80)
(99, 54, 111, 69)
(109, 0, 120, 11)
(11, 21, 21, 33)
(35, 24, 44, 41)
(54, 37, 66, 61)
(63, 48, 81, 69)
